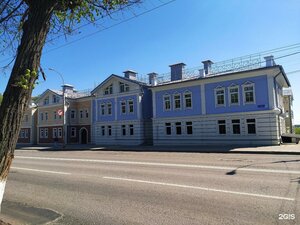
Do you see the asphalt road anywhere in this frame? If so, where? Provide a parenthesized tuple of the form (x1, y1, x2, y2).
(2, 149, 300, 225)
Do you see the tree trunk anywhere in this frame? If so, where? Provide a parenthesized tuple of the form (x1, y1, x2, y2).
(0, 0, 56, 207)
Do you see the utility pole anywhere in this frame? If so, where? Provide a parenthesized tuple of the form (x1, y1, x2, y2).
(48, 68, 67, 147)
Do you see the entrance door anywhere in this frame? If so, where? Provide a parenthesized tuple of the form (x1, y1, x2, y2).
(80, 128, 88, 144)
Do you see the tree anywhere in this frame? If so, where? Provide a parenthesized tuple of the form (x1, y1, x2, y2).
(0, 93, 2, 105)
(0, 0, 139, 207)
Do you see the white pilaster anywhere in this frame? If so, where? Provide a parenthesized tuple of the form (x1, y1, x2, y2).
(201, 84, 206, 114)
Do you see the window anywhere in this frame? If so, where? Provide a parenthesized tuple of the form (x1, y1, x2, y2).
(101, 104, 105, 115)
(44, 128, 48, 138)
(70, 110, 76, 119)
(71, 127, 76, 137)
(165, 123, 171, 135)
(53, 128, 57, 138)
(107, 102, 112, 115)
(163, 95, 171, 111)
(101, 126, 105, 136)
(104, 84, 113, 95)
(85, 109, 89, 118)
(128, 100, 134, 113)
(20, 130, 25, 138)
(215, 87, 225, 106)
(174, 94, 181, 109)
(218, 120, 226, 134)
(80, 110, 83, 119)
(25, 115, 29, 122)
(108, 125, 112, 136)
(122, 125, 126, 136)
(44, 97, 49, 105)
(120, 82, 129, 93)
(175, 122, 182, 135)
(186, 122, 193, 135)
(184, 92, 192, 108)
(40, 113, 44, 121)
(40, 129, 44, 138)
(232, 119, 240, 134)
(247, 119, 256, 134)
(229, 86, 239, 105)
(53, 95, 59, 103)
(24, 129, 28, 138)
(243, 83, 255, 104)
(121, 101, 126, 114)
(129, 124, 134, 135)
(45, 112, 48, 120)
(58, 128, 63, 138)
(54, 111, 57, 120)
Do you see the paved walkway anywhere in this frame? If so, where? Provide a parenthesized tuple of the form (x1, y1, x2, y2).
(16, 143, 300, 154)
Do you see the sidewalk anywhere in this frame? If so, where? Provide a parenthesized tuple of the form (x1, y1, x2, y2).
(15, 143, 300, 155)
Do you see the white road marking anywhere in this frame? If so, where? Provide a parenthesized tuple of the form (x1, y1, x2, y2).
(103, 176, 295, 201)
(15, 156, 300, 175)
(11, 167, 71, 175)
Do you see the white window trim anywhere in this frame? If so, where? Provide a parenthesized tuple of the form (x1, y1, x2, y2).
(163, 94, 171, 111)
(175, 122, 182, 135)
(71, 127, 76, 137)
(185, 121, 193, 135)
(79, 110, 84, 119)
(128, 99, 134, 114)
(40, 128, 44, 138)
(228, 85, 240, 106)
(129, 124, 134, 136)
(53, 128, 57, 138)
(173, 93, 181, 110)
(100, 103, 106, 116)
(231, 119, 241, 135)
(44, 128, 48, 138)
(216, 119, 227, 135)
(57, 128, 63, 138)
(214, 87, 226, 107)
(184, 91, 193, 109)
(70, 110, 76, 119)
(107, 102, 112, 115)
(246, 118, 257, 135)
(120, 100, 126, 114)
(107, 125, 112, 136)
(165, 122, 172, 135)
(242, 82, 256, 105)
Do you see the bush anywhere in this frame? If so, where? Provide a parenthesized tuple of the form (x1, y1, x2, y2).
(295, 127, 300, 134)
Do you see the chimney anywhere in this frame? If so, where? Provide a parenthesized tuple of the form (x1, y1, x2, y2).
(124, 70, 137, 80)
(148, 72, 158, 86)
(199, 69, 205, 78)
(264, 55, 275, 67)
(202, 60, 213, 76)
(62, 84, 74, 93)
(169, 63, 186, 81)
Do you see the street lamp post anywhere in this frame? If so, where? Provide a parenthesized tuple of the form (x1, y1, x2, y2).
(48, 68, 67, 147)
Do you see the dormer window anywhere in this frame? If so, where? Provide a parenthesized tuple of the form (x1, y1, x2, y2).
(53, 95, 59, 103)
(44, 97, 49, 105)
(104, 84, 113, 95)
(120, 82, 129, 93)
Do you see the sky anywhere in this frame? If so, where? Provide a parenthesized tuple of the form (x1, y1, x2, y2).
(0, 0, 300, 123)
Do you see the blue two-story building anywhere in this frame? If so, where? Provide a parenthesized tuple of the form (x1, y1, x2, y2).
(91, 71, 152, 145)
(150, 56, 291, 146)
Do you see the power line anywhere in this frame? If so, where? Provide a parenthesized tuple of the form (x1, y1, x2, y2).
(44, 0, 176, 54)
(0, 0, 176, 64)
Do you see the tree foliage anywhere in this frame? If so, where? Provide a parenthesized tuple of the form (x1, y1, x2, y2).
(0, 93, 2, 105)
(0, 0, 141, 203)
(0, 0, 139, 55)
(295, 127, 300, 135)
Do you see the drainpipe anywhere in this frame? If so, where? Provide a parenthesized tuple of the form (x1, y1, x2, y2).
(273, 72, 282, 143)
